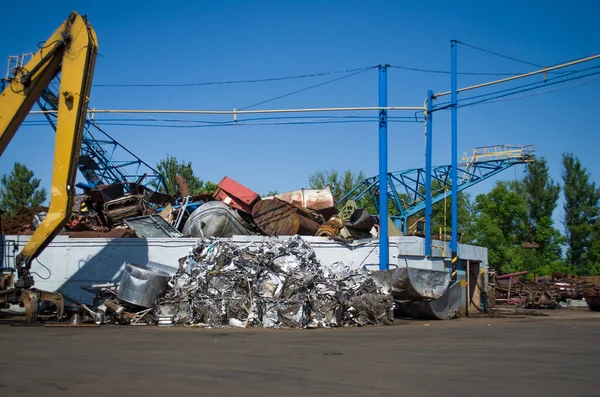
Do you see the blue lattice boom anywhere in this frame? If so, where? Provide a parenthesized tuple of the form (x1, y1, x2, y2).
(36, 77, 167, 193)
(339, 145, 535, 233)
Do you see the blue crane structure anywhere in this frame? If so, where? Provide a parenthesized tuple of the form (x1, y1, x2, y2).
(35, 77, 167, 192)
(338, 144, 535, 234)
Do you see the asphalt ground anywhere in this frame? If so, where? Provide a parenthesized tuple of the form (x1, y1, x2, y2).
(1, 311, 599, 397)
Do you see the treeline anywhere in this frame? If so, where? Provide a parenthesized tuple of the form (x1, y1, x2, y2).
(458, 153, 600, 276)
(308, 154, 600, 276)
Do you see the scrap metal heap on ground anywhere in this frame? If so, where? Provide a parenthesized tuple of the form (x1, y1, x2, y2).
(1, 176, 407, 327)
(491, 271, 600, 311)
(71, 236, 395, 328)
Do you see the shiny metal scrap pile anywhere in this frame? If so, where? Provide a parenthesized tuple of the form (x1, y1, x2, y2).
(156, 236, 392, 328)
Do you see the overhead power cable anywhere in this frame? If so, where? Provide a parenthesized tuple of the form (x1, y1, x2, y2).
(238, 66, 378, 110)
(457, 41, 576, 76)
(461, 65, 600, 101)
(389, 65, 524, 76)
(92, 65, 378, 88)
(457, 41, 543, 69)
(21, 118, 421, 129)
(458, 70, 600, 109)
(467, 74, 600, 106)
(456, 65, 600, 103)
(426, 65, 600, 113)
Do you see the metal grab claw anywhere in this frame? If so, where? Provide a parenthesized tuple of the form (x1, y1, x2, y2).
(0, 288, 64, 322)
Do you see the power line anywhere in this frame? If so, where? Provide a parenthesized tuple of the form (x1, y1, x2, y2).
(457, 41, 543, 69)
(466, 74, 600, 106)
(92, 65, 378, 88)
(389, 65, 523, 76)
(238, 66, 377, 110)
(426, 65, 600, 113)
(458, 70, 600, 109)
(462, 65, 600, 101)
(434, 53, 600, 97)
(457, 65, 600, 103)
(21, 117, 422, 129)
(29, 105, 425, 116)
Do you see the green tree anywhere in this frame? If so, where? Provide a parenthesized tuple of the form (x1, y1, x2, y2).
(470, 180, 530, 274)
(0, 162, 47, 215)
(308, 169, 385, 215)
(522, 158, 565, 275)
(405, 182, 474, 241)
(589, 219, 600, 275)
(199, 181, 218, 194)
(308, 169, 366, 199)
(263, 190, 280, 197)
(155, 155, 212, 195)
(562, 153, 600, 274)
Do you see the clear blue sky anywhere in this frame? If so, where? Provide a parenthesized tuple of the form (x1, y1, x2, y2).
(1, 0, 598, 227)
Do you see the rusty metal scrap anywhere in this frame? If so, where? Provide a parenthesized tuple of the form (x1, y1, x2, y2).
(275, 187, 336, 218)
(103, 195, 147, 227)
(315, 215, 344, 237)
(492, 271, 585, 309)
(214, 176, 261, 215)
(252, 198, 320, 236)
(89, 183, 125, 204)
(581, 276, 600, 311)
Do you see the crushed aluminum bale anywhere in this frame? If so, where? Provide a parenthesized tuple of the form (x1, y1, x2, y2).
(155, 236, 392, 328)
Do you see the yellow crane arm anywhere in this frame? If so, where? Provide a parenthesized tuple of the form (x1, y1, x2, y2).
(0, 12, 97, 288)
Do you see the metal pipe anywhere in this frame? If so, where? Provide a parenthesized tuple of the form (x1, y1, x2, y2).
(495, 271, 529, 280)
(29, 106, 425, 116)
(435, 52, 600, 97)
(450, 41, 458, 262)
(425, 90, 433, 256)
(378, 65, 389, 271)
(466, 260, 470, 317)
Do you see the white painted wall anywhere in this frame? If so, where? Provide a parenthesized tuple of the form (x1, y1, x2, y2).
(3, 235, 488, 305)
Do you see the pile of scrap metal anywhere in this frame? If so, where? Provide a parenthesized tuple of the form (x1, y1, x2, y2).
(65, 182, 172, 238)
(68, 261, 178, 325)
(0, 206, 48, 235)
(2, 175, 390, 241)
(581, 276, 600, 311)
(77, 236, 394, 328)
(181, 176, 384, 240)
(491, 271, 585, 309)
(584, 289, 600, 311)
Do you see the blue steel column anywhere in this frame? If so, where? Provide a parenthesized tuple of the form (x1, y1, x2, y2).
(450, 40, 458, 275)
(425, 90, 434, 256)
(378, 65, 389, 271)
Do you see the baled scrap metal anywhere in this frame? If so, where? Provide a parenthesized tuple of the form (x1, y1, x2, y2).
(344, 294, 394, 326)
(155, 236, 392, 328)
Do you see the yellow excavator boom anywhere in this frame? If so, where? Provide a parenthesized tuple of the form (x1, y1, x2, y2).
(0, 12, 97, 319)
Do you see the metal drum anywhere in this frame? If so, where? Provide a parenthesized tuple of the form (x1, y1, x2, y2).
(183, 201, 253, 238)
(117, 263, 171, 308)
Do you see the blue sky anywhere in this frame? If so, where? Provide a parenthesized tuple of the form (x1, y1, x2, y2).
(1, 0, 598, 228)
